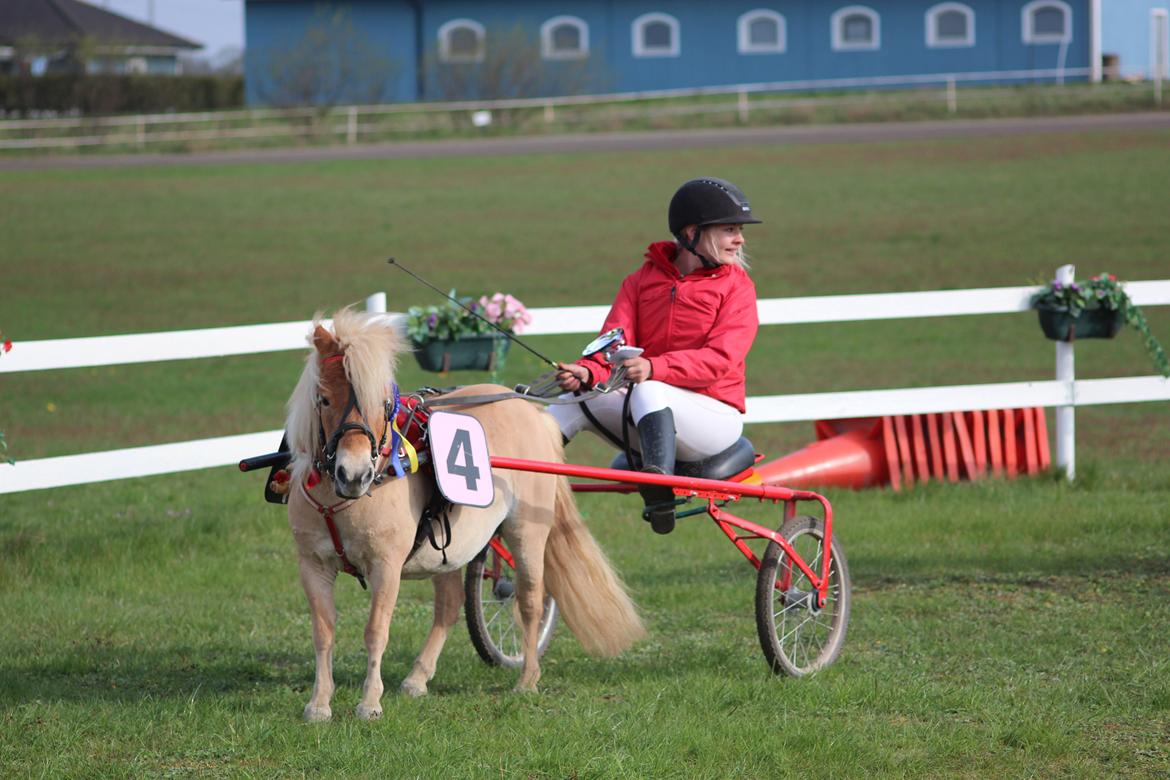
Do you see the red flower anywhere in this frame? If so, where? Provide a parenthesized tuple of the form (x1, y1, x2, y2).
(2, 340, 11, 353)
(1109, 274, 1117, 282)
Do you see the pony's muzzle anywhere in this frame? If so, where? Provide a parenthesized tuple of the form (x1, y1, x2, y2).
(333, 455, 375, 499)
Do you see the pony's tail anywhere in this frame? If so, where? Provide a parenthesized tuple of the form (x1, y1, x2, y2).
(543, 476, 647, 657)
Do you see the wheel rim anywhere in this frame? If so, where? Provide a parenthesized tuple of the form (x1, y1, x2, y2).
(770, 529, 843, 673)
(477, 550, 556, 665)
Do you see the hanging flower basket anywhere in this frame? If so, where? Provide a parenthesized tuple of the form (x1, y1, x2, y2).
(1029, 272, 1169, 376)
(1035, 304, 1124, 342)
(411, 333, 511, 372)
(405, 290, 530, 374)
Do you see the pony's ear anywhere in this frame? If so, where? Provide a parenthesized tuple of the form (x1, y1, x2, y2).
(312, 325, 338, 356)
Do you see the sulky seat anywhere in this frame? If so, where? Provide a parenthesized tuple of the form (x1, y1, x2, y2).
(609, 436, 756, 483)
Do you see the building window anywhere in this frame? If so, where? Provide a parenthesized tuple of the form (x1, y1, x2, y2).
(632, 13, 680, 57)
(438, 19, 485, 63)
(541, 16, 589, 59)
(737, 10, 786, 54)
(1022, 0, 1071, 44)
(832, 6, 880, 51)
(926, 3, 975, 48)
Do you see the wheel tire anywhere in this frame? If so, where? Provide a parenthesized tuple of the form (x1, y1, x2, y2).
(755, 515, 850, 676)
(465, 542, 558, 668)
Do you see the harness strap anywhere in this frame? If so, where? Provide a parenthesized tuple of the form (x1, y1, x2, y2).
(409, 492, 454, 566)
(298, 482, 367, 590)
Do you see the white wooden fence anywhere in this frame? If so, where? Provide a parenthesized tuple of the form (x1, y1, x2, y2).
(2, 272, 1168, 494)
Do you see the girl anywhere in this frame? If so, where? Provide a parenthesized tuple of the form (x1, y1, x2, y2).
(553, 177, 761, 534)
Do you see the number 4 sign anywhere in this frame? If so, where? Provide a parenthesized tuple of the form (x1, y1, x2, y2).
(428, 411, 495, 508)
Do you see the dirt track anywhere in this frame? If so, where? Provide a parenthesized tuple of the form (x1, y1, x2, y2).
(3, 111, 1168, 171)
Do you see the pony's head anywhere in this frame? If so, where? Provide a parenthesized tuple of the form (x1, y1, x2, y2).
(286, 307, 408, 498)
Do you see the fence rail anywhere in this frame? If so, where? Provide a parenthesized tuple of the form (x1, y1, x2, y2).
(4, 66, 1144, 152)
(2, 277, 1168, 494)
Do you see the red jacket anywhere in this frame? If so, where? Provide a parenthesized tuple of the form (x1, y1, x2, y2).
(578, 241, 759, 413)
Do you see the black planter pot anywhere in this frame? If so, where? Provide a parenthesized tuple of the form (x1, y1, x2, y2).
(1036, 305, 1124, 342)
(411, 334, 510, 372)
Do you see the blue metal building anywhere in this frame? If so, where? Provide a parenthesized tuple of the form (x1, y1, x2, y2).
(244, 0, 1100, 105)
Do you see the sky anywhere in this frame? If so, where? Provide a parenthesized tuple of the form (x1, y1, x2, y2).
(98, 0, 245, 57)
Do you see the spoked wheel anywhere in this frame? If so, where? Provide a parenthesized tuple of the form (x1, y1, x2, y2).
(465, 541, 558, 668)
(755, 515, 851, 676)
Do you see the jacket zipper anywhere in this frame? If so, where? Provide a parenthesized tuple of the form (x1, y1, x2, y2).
(667, 284, 677, 343)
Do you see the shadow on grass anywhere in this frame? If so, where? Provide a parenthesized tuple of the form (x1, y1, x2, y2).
(0, 645, 310, 706)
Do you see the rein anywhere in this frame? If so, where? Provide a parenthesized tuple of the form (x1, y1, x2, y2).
(415, 375, 623, 411)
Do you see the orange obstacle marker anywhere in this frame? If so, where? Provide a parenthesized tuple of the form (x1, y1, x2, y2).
(1034, 408, 1051, 469)
(926, 413, 944, 480)
(987, 409, 1004, 477)
(910, 415, 930, 482)
(942, 413, 960, 482)
(757, 419, 890, 490)
(952, 412, 978, 481)
(968, 410, 987, 477)
(757, 407, 1050, 492)
(1004, 409, 1018, 478)
(880, 416, 902, 491)
(1021, 409, 1039, 475)
(893, 415, 914, 487)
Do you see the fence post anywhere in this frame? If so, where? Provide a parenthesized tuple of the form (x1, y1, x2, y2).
(1156, 15, 1166, 106)
(544, 102, 555, 123)
(738, 89, 750, 123)
(946, 77, 957, 113)
(1054, 264, 1076, 480)
(366, 292, 387, 314)
(136, 116, 146, 150)
(347, 107, 358, 146)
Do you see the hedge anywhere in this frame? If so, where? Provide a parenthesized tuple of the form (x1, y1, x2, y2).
(0, 74, 245, 116)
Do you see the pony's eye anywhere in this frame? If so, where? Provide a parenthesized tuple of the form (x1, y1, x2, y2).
(317, 396, 330, 407)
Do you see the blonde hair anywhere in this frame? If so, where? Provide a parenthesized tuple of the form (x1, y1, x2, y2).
(285, 308, 408, 483)
(681, 226, 751, 271)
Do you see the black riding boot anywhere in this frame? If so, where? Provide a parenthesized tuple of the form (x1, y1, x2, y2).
(636, 409, 678, 535)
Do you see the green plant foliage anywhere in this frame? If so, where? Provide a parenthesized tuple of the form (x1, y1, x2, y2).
(1031, 273, 1170, 376)
(0, 74, 244, 116)
(404, 291, 532, 342)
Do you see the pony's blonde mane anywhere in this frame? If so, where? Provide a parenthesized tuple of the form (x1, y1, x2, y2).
(285, 308, 408, 483)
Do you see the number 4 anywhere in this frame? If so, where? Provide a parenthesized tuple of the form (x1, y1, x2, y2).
(446, 427, 480, 491)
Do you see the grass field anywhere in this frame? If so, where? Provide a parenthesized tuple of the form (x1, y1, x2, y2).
(2, 125, 1169, 777)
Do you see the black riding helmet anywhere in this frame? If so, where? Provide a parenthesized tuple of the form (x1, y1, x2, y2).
(668, 177, 762, 267)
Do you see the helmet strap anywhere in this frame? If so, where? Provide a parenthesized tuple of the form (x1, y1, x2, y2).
(677, 226, 718, 269)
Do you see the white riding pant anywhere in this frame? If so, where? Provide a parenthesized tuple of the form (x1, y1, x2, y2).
(549, 380, 744, 461)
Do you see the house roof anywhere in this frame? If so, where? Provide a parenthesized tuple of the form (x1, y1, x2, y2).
(0, 0, 201, 50)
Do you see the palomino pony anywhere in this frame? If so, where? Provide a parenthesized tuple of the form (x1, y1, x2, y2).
(284, 308, 645, 721)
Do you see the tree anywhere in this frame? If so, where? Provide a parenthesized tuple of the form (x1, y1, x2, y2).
(254, 7, 396, 108)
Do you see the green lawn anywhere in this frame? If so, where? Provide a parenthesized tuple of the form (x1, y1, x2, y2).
(1, 469, 1167, 777)
(1, 127, 1169, 777)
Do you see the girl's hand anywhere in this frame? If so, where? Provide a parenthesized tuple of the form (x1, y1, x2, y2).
(556, 362, 591, 391)
(622, 357, 653, 383)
